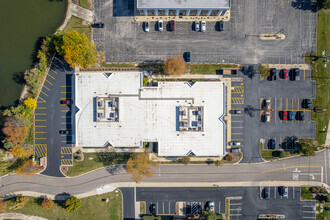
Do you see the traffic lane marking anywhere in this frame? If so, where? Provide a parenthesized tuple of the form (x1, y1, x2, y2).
(262, 166, 322, 174)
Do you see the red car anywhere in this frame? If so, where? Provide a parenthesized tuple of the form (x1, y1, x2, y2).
(283, 111, 288, 120)
(60, 100, 73, 105)
(283, 69, 288, 79)
(170, 20, 175, 31)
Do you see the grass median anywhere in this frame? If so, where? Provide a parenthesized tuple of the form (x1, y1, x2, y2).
(187, 64, 241, 74)
(8, 191, 122, 220)
(305, 9, 330, 145)
(63, 16, 91, 40)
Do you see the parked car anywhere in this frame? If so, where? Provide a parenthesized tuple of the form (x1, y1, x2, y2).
(206, 201, 215, 212)
(283, 69, 288, 79)
(263, 188, 269, 199)
(231, 148, 241, 153)
(288, 111, 294, 120)
(265, 111, 271, 123)
(59, 130, 71, 135)
(201, 21, 206, 32)
(296, 111, 305, 120)
(293, 137, 299, 150)
(60, 100, 73, 105)
(170, 20, 175, 31)
(283, 111, 288, 120)
(230, 110, 242, 114)
(91, 23, 104, 28)
(268, 139, 275, 149)
(185, 52, 191, 62)
(144, 21, 149, 32)
(195, 21, 200, 31)
(229, 141, 241, 146)
(294, 68, 300, 81)
(158, 20, 163, 31)
(279, 186, 288, 197)
(219, 21, 224, 31)
(270, 68, 276, 80)
(150, 204, 156, 215)
(265, 99, 271, 110)
(303, 99, 312, 109)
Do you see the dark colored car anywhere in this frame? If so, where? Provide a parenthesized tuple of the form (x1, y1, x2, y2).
(303, 99, 312, 109)
(293, 138, 299, 150)
(219, 21, 224, 31)
(296, 111, 305, 120)
(91, 23, 104, 28)
(288, 111, 294, 120)
(270, 68, 276, 80)
(60, 100, 73, 105)
(279, 186, 288, 197)
(294, 68, 300, 81)
(59, 130, 72, 135)
(185, 52, 191, 62)
(263, 188, 269, 199)
(170, 20, 175, 31)
(268, 139, 275, 149)
(150, 204, 156, 215)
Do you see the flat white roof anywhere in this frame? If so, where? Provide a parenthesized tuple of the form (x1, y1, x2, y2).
(137, 0, 230, 9)
(75, 72, 226, 156)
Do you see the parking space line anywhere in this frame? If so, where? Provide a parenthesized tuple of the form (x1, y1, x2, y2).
(47, 73, 56, 80)
(304, 69, 306, 81)
(298, 98, 300, 124)
(40, 90, 48, 97)
(51, 62, 61, 69)
(61, 122, 71, 124)
(232, 127, 243, 128)
(43, 85, 51, 91)
(35, 119, 46, 121)
(45, 79, 53, 85)
(61, 159, 73, 166)
(232, 121, 243, 122)
(35, 132, 46, 133)
(232, 133, 243, 135)
(275, 98, 276, 123)
(60, 91, 72, 93)
(34, 144, 47, 157)
(35, 126, 46, 127)
(61, 116, 71, 118)
(35, 113, 46, 115)
(36, 107, 46, 109)
(231, 139, 243, 141)
(35, 138, 46, 140)
(50, 68, 58, 74)
(37, 96, 46, 103)
(61, 147, 72, 154)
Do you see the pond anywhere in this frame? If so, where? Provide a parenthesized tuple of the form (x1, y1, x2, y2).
(0, 0, 67, 107)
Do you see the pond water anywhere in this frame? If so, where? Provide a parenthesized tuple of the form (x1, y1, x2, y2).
(0, 0, 67, 107)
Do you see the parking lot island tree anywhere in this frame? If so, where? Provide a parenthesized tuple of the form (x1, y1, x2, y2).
(41, 198, 53, 210)
(298, 140, 317, 157)
(258, 64, 270, 79)
(164, 56, 186, 75)
(126, 152, 159, 183)
(56, 31, 97, 68)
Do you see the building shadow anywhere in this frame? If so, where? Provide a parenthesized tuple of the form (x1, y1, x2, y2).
(113, 0, 135, 16)
(291, 0, 317, 13)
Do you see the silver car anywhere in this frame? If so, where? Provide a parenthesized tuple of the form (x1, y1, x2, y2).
(229, 141, 241, 146)
(195, 21, 200, 31)
(207, 201, 215, 212)
(201, 21, 206, 32)
(158, 20, 163, 31)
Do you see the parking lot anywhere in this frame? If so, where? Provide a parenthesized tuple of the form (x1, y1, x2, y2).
(35, 56, 74, 177)
(136, 187, 315, 219)
(94, 0, 316, 64)
(230, 81, 245, 146)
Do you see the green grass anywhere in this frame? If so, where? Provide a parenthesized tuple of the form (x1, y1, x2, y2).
(66, 152, 134, 177)
(305, 9, 330, 145)
(187, 64, 241, 74)
(6, 191, 122, 220)
(140, 202, 145, 214)
(260, 142, 275, 161)
(79, 0, 91, 10)
(301, 187, 329, 220)
(24, 124, 34, 144)
(225, 199, 229, 220)
(63, 16, 91, 40)
(301, 187, 314, 200)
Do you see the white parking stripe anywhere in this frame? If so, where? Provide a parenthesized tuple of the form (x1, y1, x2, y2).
(302, 211, 315, 213)
(219, 201, 221, 213)
(169, 201, 170, 214)
(302, 217, 315, 219)
(274, 187, 276, 199)
(230, 203, 242, 205)
(293, 186, 295, 199)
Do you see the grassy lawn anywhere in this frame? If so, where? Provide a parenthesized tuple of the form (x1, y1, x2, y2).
(305, 9, 330, 145)
(187, 64, 241, 74)
(301, 187, 329, 220)
(225, 199, 229, 220)
(6, 191, 122, 220)
(66, 152, 134, 177)
(301, 187, 314, 200)
(79, 0, 91, 10)
(260, 142, 275, 161)
(63, 16, 91, 40)
(140, 202, 145, 215)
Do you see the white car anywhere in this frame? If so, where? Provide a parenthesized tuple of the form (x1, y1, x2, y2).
(207, 201, 215, 212)
(158, 20, 163, 31)
(195, 21, 200, 31)
(144, 21, 149, 32)
(201, 21, 206, 32)
(229, 141, 241, 146)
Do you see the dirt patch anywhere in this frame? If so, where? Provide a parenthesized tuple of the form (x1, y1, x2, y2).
(61, 166, 69, 174)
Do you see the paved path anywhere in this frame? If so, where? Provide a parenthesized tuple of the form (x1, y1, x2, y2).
(326, 119, 330, 146)
(0, 149, 329, 198)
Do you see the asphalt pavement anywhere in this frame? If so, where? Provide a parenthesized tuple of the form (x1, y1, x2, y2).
(120, 187, 135, 220)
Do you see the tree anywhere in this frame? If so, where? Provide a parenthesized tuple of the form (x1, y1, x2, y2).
(16, 159, 39, 176)
(202, 208, 220, 220)
(64, 196, 81, 212)
(37, 50, 48, 72)
(58, 31, 97, 68)
(164, 56, 186, 75)
(2, 118, 29, 144)
(225, 154, 233, 161)
(319, 0, 330, 9)
(258, 64, 270, 79)
(180, 157, 191, 165)
(23, 98, 37, 111)
(24, 69, 42, 94)
(0, 199, 8, 212)
(298, 141, 317, 157)
(10, 197, 28, 210)
(9, 145, 25, 158)
(215, 160, 223, 167)
(41, 198, 54, 210)
(126, 152, 159, 183)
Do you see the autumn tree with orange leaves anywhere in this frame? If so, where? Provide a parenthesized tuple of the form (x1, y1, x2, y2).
(16, 159, 41, 176)
(164, 56, 186, 75)
(126, 152, 159, 183)
(2, 118, 29, 144)
(9, 145, 33, 158)
(41, 198, 54, 210)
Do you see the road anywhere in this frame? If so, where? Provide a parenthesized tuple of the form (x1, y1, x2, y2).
(0, 149, 328, 197)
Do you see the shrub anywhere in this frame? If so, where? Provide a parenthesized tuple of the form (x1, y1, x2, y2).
(215, 160, 223, 167)
(143, 77, 149, 86)
(41, 198, 53, 210)
(180, 157, 191, 165)
(23, 98, 37, 111)
(164, 56, 186, 75)
(279, 151, 286, 158)
(285, 151, 291, 157)
(0, 200, 8, 212)
(258, 64, 270, 78)
(64, 196, 81, 212)
(10, 197, 28, 210)
(225, 154, 233, 161)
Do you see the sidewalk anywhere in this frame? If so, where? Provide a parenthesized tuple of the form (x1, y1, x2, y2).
(0, 213, 47, 220)
(325, 119, 330, 146)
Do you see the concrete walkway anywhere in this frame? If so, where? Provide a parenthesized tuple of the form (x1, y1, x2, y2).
(58, 0, 94, 31)
(0, 213, 47, 220)
(325, 120, 330, 146)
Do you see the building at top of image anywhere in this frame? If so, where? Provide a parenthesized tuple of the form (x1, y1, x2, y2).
(74, 72, 226, 157)
(137, 0, 230, 16)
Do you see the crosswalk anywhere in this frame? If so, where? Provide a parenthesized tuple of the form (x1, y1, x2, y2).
(229, 198, 243, 219)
